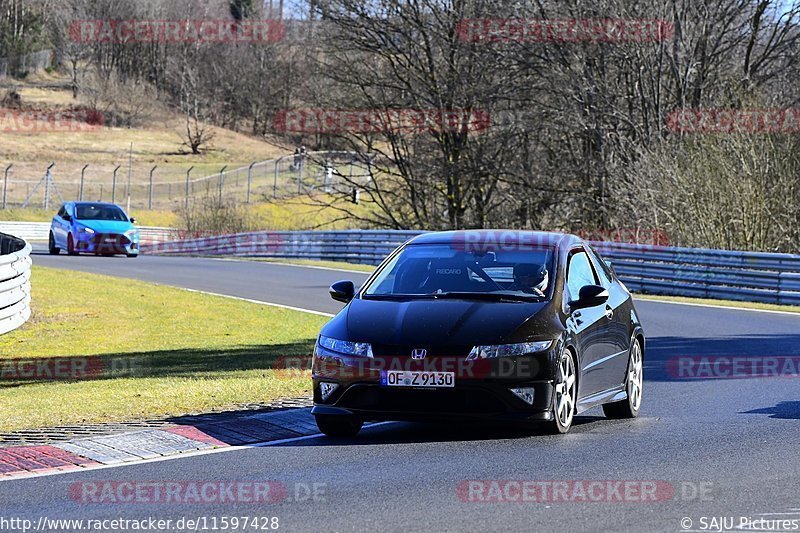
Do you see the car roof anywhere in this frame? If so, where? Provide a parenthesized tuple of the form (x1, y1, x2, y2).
(73, 202, 122, 208)
(406, 230, 582, 250)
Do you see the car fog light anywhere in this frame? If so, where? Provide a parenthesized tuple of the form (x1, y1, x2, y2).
(510, 387, 535, 405)
(320, 382, 339, 401)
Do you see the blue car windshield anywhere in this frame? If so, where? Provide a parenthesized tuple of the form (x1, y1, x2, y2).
(75, 205, 128, 222)
(363, 244, 556, 300)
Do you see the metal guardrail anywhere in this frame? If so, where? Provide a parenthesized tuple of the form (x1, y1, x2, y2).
(143, 230, 800, 306)
(0, 233, 32, 335)
(0, 222, 178, 244)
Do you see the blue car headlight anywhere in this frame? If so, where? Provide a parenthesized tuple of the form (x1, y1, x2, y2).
(318, 335, 374, 358)
(76, 226, 95, 234)
(466, 341, 553, 361)
(125, 229, 139, 241)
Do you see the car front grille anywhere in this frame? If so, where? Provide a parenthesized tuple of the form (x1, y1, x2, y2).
(91, 233, 131, 246)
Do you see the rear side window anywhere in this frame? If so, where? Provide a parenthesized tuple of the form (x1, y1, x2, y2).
(566, 251, 597, 299)
(57, 205, 66, 217)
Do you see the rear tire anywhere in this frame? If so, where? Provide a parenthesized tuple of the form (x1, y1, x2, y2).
(67, 233, 78, 256)
(603, 338, 643, 419)
(315, 415, 363, 438)
(48, 233, 60, 255)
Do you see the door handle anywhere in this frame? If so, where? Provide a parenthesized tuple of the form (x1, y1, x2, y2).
(604, 306, 614, 320)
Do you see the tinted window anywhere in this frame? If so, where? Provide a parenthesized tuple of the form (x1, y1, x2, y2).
(364, 244, 555, 299)
(57, 206, 66, 218)
(75, 205, 128, 222)
(566, 251, 597, 299)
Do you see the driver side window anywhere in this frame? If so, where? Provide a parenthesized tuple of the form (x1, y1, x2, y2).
(566, 251, 598, 300)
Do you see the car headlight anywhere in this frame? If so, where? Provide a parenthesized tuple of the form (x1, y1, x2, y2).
(125, 229, 138, 240)
(318, 335, 374, 358)
(77, 226, 95, 234)
(466, 341, 553, 361)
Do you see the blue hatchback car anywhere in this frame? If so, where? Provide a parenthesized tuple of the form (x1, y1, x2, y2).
(49, 202, 140, 257)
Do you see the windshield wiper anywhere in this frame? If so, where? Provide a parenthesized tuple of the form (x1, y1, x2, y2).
(434, 292, 544, 302)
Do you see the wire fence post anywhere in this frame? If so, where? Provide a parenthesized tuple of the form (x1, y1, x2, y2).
(218, 165, 227, 203)
(148, 166, 157, 210)
(112, 165, 121, 204)
(185, 166, 194, 210)
(247, 162, 255, 204)
(3, 164, 12, 209)
(79, 164, 89, 201)
(274, 157, 281, 199)
(44, 163, 54, 211)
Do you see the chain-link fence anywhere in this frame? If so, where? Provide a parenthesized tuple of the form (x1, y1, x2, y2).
(1, 151, 374, 212)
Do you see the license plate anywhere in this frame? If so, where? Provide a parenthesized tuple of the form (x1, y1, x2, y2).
(380, 370, 455, 388)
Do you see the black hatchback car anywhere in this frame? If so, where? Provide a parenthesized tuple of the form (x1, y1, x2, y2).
(311, 231, 645, 435)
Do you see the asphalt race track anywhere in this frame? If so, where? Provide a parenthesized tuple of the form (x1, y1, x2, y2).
(4, 249, 800, 531)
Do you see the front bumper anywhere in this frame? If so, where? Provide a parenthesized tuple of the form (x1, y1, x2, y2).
(311, 347, 557, 422)
(75, 233, 139, 255)
(311, 381, 555, 422)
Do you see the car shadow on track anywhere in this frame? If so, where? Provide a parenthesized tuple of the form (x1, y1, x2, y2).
(272, 414, 645, 447)
(741, 401, 800, 420)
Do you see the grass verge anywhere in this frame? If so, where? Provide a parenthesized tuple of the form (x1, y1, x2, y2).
(0, 266, 328, 432)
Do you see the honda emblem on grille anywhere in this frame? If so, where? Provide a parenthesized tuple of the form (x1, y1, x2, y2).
(411, 348, 427, 360)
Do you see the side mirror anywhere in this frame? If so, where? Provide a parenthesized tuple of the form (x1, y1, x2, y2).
(130, 217, 137, 224)
(329, 280, 355, 303)
(62, 214, 72, 222)
(569, 284, 609, 311)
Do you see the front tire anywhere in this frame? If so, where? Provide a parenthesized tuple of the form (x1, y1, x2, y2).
(126, 253, 139, 258)
(315, 415, 363, 438)
(603, 338, 643, 419)
(549, 348, 577, 434)
(67, 233, 78, 256)
(48, 233, 60, 255)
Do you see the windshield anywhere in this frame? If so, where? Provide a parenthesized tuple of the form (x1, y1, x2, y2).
(363, 244, 555, 300)
(75, 204, 128, 222)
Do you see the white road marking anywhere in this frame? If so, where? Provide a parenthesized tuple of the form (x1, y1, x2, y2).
(179, 288, 335, 317)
